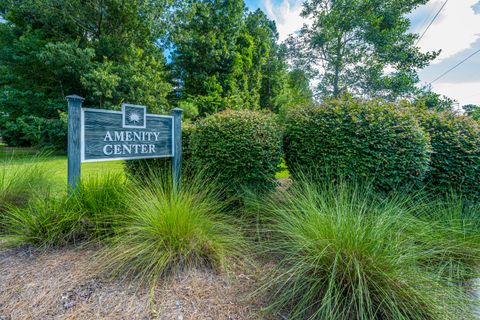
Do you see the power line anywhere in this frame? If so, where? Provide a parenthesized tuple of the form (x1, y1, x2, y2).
(416, 1, 441, 38)
(429, 48, 480, 84)
(415, 0, 449, 46)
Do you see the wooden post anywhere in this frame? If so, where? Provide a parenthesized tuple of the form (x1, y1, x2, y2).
(171, 108, 183, 192)
(66, 95, 84, 190)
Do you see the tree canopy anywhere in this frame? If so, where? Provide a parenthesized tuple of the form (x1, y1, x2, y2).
(0, 0, 173, 147)
(287, 0, 438, 100)
(0, 0, 440, 149)
(169, 1, 310, 116)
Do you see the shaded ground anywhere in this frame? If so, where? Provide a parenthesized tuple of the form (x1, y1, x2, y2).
(0, 247, 266, 320)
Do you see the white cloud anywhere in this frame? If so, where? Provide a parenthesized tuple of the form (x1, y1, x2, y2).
(431, 81, 480, 106)
(412, 0, 480, 105)
(413, 0, 480, 63)
(263, 0, 306, 42)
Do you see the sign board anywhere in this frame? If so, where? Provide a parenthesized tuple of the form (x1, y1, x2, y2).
(81, 104, 173, 162)
(66, 95, 182, 190)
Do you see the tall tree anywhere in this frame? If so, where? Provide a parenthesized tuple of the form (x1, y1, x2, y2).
(170, 0, 248, 116)
(170, 1, 302, 116)
(288, 0, 438, 100)
(0, 0, 172, 147)
(245, 9, 290, 113)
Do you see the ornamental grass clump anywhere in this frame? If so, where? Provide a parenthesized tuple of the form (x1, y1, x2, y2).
(1, 196, 76, 248)
(0, 172, 129, 248)
(0, 156, 53, 213)
(406, 192, 480, 282)
(254, 178, 476, 320)
(98, 173, 247, 285)
(66, 172, 129, 240)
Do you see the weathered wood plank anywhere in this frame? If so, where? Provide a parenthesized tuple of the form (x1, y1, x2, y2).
(66, 95, 84, 190)
(171, 108, 183, 191)
(82, 109, 173, 162)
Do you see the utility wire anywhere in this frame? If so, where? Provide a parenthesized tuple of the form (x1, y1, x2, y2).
(429, 48, 480, 84)
(415, 0, 449, 46)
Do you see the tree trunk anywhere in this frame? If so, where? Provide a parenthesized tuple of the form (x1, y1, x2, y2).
(333, 35, 342, 98)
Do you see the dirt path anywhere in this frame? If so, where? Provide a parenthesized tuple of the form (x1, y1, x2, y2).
(0, 248, 265, 320)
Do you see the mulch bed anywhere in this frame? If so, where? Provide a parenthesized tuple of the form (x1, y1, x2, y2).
(0, 247, 268, 320)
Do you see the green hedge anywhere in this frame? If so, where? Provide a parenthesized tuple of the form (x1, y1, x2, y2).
(124, 123, 194, 182)
(1, 115, 67, 150)
(421, 111, 480, 199)
(284, 99, 431, 192)
(190, 109, 282, 196)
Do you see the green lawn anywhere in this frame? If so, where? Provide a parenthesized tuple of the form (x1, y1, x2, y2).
(1, 152, 289, 192)
(1, 154, 124, 193)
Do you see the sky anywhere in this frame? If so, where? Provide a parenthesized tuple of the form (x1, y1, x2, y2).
(245, 0, 480, 106)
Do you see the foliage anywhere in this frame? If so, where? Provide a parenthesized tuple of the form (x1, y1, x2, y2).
(407, 192, 480, 281)
(420, 111, 480, 199)
(190, 110, 282, 197)
(253, 178, 477, 320)
(287, 0, 438, 100)
(169, 0, 254, 115)
(1, 115, 67, 149)
(124, 122, 194, 182)
(414, 89, 457, 111)
(0, 173, 128, 247)
(0, 0, 173, 148)
(283, 98, 431, 192)
(0, 156, 53, 213)
(65, 173, 129, 240)
(463, 104, 480, 121)
(169, 2, 310, 116)
(97, 173, 246, 285)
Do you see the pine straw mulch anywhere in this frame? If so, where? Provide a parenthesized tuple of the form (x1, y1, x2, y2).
(0, 247, 270, 320)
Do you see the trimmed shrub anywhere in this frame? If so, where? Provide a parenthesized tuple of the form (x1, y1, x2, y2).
(254, 179, 477, 320)
(190, 110, 283, 196)
(284, 98, 431, 192)
(124, 122, 194, 182)
(421, 111, 480, 199)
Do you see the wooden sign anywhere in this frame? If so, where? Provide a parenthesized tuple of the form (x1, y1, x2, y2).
(82, 104, 173, 162)
(66, 95, 182, 190)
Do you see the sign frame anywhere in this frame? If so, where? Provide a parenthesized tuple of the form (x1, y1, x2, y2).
(66, 95, 182, 191)
(80, 107, 175, 163)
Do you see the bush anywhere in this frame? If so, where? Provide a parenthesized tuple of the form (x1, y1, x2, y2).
(1, 115, 67, 150)
(1, 173, 128, 247)
(407, 192, 480, 281)
(253, 178, 476, 320)
(0, 156, 53, 214)
(190, 110, 282, 196)
(420, 111, 480, 199)
(65, 173, 129, 240)
(124, 122, 194, 182)
(97, 173, 246, 285)
(283, 98, 431, 192)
